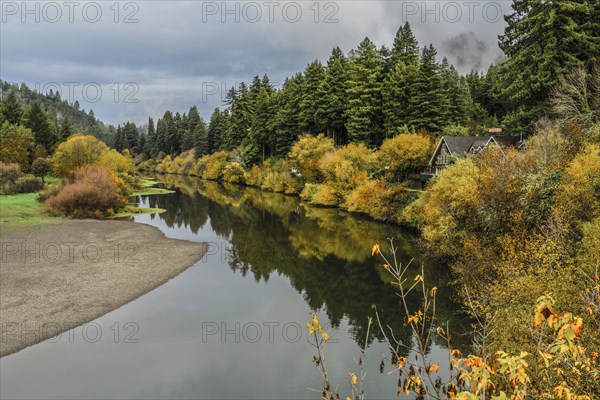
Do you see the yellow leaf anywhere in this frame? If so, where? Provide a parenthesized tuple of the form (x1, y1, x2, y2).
(428, 363, 439, 373)
(372, 244, 381, 256)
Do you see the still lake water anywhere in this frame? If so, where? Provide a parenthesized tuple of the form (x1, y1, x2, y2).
(0, 175, 469, 399)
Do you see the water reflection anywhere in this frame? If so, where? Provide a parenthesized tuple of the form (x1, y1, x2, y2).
(149, 175, 469, 350)
(0, 174, 470, 400)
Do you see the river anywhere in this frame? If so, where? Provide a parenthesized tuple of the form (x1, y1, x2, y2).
(0, 175, 469, 399)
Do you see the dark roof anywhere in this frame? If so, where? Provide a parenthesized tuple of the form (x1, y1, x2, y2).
(471, 139, 490, 149)
(443, 136, 490, 155)
(430, 135, 523, 165)
(491, 136, 521, 147)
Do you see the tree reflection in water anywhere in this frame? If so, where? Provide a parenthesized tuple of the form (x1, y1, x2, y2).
(143, 174, 472, 353)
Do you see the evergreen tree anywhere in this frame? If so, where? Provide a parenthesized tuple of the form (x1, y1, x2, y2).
(315, 47, 348, 144)
(345, 37, 384, 145)
(246, 87, 275, 164)
(193, 119, 209, 157)
(114, 125, 124, 152)
(138, 133, 146, 157)
(182, 106, 201, 151)
(225, 83, 251, 150)
(391, 22, 420, 66)
(162, 111, 177, 154)
(441, 57, 471, 125)
(271, 74, 305, 157)
(1, 91, 23, 125)
(59, 115, 74, 141)
(408, 44, 450, 133)
(25, 102, 56, 151)
(382, 22, 421, 136)
(498, 0, 599, 134)
(207, 108, 228, 153)
(155, 117, 166, 155)
(122, 122, 139, 152)
(144, 117, 156, 158)
(261, 74, 274, 95)
(300, 60, 325, 134)
(172, 112, 183, 153)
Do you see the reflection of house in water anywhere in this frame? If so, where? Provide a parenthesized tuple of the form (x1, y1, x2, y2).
(408, 135, 524, 187)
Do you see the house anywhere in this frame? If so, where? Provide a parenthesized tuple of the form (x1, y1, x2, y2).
(428, 135, 524, 176)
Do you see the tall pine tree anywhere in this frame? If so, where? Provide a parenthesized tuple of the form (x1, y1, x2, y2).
(499, 0, 599, 134)
(315, 47, 348, 144)
(1, 91, 23, 125)
(383, 22, 421, 136)
(25, 102, 56, 151)
(408, 44, 450, 133)
(345, 37, 384, 145)
(300, 61, 326, 134)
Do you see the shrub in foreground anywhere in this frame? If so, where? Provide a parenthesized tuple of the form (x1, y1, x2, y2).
(45, 166, 127, 218)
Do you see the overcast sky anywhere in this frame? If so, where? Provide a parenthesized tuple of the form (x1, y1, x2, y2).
(1, 1, 512, 126)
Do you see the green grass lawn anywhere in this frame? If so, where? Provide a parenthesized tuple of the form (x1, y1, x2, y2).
(0, 192, 58, 225)
(0, 177, 171, 224)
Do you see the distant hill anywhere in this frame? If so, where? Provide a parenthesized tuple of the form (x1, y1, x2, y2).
(0, 80, 116, 145)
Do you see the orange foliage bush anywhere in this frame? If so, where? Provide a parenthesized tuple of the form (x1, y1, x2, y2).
(45, 166, 127, 218)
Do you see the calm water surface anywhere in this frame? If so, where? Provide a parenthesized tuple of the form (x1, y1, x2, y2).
(0, 175, 469, 399)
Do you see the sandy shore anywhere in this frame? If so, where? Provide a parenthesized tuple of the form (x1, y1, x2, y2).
(0, 220, 206, 357)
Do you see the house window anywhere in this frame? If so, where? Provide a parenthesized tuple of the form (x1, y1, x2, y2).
(438, 145, 449, 165)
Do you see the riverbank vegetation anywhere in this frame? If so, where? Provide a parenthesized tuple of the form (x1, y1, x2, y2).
(0, 128, 158, 219)
(140, 132, 432, 224)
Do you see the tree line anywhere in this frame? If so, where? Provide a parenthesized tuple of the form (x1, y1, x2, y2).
(140, 0, 598, 165)
(2, 0, 598, 168)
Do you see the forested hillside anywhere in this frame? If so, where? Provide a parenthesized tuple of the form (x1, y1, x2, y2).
(0, 80, 116, 144)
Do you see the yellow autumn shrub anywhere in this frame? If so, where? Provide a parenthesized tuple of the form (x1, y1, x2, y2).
(344, 179, 411, 222)
(305, 183, 342, 207)
(222, 162, 247, 184)
(155, 155, 172, 174)
(377, 133, 433, 181)
(245, 164, 264, 187)
(203, 151, 229, 180)
(404, 157, 481, 257)
(553, 143, 600, 223)
(288, 134, 335, 183)
(318, 143, 375, 196)
(52, 135, 110, 177)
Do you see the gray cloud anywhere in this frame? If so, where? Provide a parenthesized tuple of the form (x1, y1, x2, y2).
(1, 1, 512, 125)
(442, 31, 504, 72)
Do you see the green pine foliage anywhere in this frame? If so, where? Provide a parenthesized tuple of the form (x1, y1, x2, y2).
(498, 0, 599, 135)
(345, 37, 385, 146)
